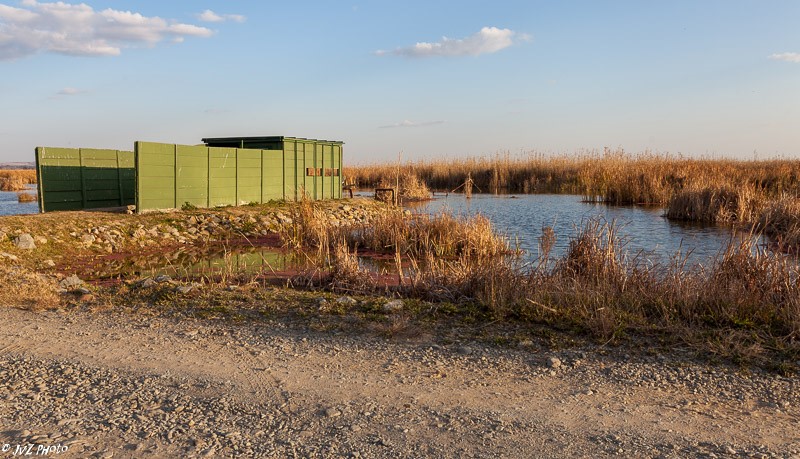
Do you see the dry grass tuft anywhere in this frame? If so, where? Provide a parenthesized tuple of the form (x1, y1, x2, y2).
(17, 192, 37, 203)
(326, 239, 374, 294)
(666, 185, 764, 223)
(277, 197, 332, 256)
(758, 197, 800, 249)
(347, 210, 509, 259)
(394, 172, 431, 202)
(559, 219, 626, 285)
(0, 264, 60, 310)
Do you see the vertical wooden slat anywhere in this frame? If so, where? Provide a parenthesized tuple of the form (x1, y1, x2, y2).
(116, 150, 124, 206)
(235, 149, 239, 205)
(79, 149, 87, 208)
(35, 147, 44, 212)
(173, 144, 178, 210)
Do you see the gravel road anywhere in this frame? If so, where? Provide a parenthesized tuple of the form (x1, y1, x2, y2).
(1, 307, 798, 458)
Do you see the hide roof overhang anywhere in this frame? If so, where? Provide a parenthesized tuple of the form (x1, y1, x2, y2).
(201, 136, 344, 145)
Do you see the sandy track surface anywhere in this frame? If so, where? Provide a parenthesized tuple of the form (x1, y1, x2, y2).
(1, 307, 798, 458)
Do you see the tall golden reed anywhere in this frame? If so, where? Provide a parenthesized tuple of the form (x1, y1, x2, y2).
(0, 170, 36, 191)
(348, 149, 800, 205)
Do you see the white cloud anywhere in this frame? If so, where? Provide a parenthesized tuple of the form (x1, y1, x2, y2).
(769, 52, 800, 63)
(380, 120, 445, 128)
(376, 27, 526, 58)
(0, 0, 214, 61)
(197, 9, 245, 23)
(48, 86, 87, 99)
(56, 87, 85, 95)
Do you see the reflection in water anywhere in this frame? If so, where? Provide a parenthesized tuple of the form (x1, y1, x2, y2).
(84, 246, 301, 281)
(410, 194, 764, 266)
(86, 245, 399, 282)
(83, 193, 770, 281)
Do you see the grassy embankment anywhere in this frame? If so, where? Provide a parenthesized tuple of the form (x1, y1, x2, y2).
(349, 150, 800, 247)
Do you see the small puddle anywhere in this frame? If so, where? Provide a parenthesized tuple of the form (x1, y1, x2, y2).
(72, 241, 402, 285)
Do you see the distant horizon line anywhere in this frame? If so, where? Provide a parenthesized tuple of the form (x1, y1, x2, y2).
(2, 145, 799, 166)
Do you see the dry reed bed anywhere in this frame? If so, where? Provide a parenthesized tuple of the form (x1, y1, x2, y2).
(349, 151, 800, 247)
(282, 202, 800, 367)
(349, 150, 800, 203)
(0, 169, 36, 192)
(280, 199, 508, 259)
(666, 187, 800, 251)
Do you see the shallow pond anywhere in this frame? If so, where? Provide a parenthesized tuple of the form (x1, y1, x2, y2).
(76, 243, 399, 282)
(91, 246, 301, 281)
(0, 185, 37, 216)
(409, 193, 759, 266)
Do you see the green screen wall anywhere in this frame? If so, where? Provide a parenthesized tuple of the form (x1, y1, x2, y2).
(35, 147, 135, 212)
(135, 141, 342, 212)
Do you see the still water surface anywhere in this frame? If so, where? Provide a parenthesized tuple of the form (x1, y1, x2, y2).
(411, 194, 754, 266)
(0, 186, 37, 216)
(3, 190, 759, 277)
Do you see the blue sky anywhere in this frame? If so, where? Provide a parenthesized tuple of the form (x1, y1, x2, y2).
(1, 1, 798, 163)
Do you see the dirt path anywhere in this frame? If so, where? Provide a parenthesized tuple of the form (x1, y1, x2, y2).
(1, 307, 798, 458)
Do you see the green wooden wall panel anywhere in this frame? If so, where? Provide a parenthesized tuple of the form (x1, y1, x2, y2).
(236, 149, 261, 204)
(83, 169, 120, 180)
(261, 151, 283, 201)
(36, 147, 134, 212)
(322, 144, 331, 200)
(86, 189, 122, 201)
(85, 180, 121, 191)
(44, 191, 83, 202)
(209, 147, 237, 207)
(135, 142, 175, 211)
(175, 145, 208, 207)
(332, 144, 341, 199)
(41, 180, 81, 192)
(86, 200, 124, 208)
(290, 150, 299, 201)
(44, 201, 85, 211)
(118, 155, 135, 168)
(40, 169, 82, 181)
(135, 140, 342, 212)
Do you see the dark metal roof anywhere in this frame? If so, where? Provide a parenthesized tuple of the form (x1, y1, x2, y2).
(201, 136, 344, 145)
